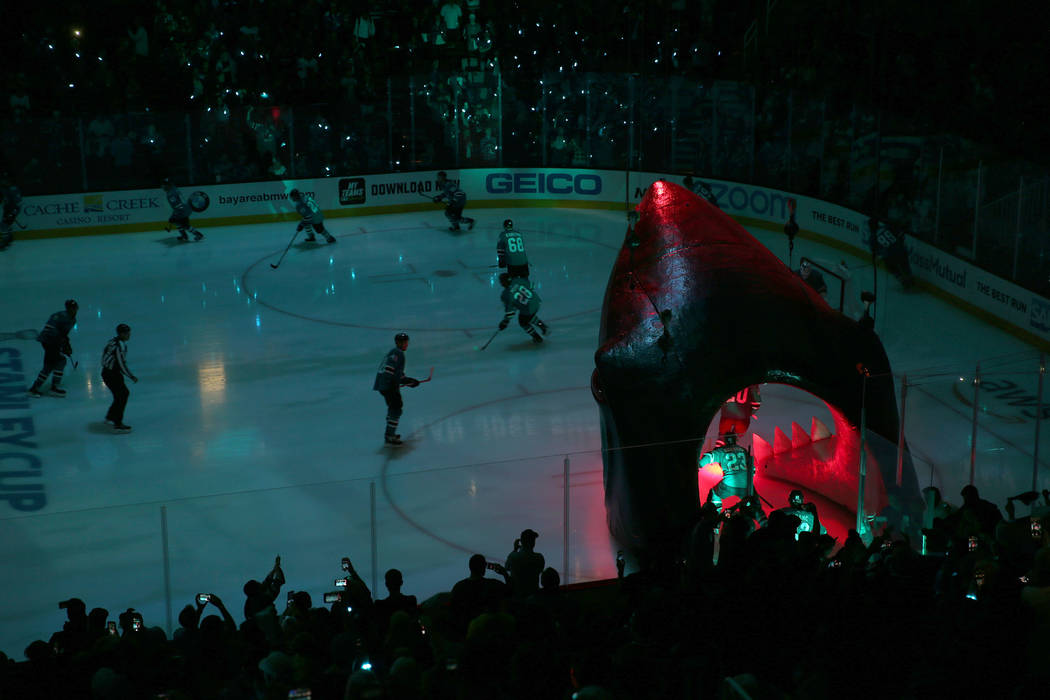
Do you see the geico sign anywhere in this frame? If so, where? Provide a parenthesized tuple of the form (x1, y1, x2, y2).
(486, 173, 602, 195)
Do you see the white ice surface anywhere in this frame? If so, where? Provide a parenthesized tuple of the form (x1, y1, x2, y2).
(1, 206, 1046, 658)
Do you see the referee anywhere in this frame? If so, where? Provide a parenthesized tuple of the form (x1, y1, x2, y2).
(101, 323, 138, 432)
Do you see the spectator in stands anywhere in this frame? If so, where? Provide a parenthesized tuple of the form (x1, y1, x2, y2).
(127, 22, 148, 58)
(1021, 547, 1050, 683)
(797, 259, 828, 297)
(463, 11, 482, 51)
(243, 554, 285, 644)
(951, 484, 1004, 536)
(450, 553, 508, 632)
(505, 528, 545, 598)
(49, 597, 90, 655)
(527, 566, 578, 637)
(440, 0, 464, 35)
(86, 114, 115, 161)
(374, 568, 419, 636)
(8, 78, 30, 122)
(859, 290, 876, 330)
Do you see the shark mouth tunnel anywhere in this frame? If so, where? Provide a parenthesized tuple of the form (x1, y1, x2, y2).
(592, 180, 920, 554)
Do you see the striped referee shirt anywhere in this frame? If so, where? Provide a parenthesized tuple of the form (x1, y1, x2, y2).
(101, 337, 133, 377)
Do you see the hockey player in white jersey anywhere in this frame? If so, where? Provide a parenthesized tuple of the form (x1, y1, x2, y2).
(163, 179, 204, 241)
(290, 189, 336, 244)
(432, 171, 475, 232)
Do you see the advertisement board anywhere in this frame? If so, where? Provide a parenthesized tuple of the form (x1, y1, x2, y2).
(13, 168, 1050, 346)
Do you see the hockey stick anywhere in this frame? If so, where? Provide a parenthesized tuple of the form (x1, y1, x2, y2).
(417, 192, 438, 203)
(15, 219, 27, 230)
(270, 229, 299, 269)
(417, 367, 435, 383)
(478, 328, 502, 351)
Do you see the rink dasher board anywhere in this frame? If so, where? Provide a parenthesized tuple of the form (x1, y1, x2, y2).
(13, 168, 1050, 350)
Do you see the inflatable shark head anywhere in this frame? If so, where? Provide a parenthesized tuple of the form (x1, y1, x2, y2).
(592, 180, 917, 553)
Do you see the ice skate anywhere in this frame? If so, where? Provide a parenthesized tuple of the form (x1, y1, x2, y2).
(448, 225, 460, 232)
(530, 332, 544, 344)
(324, 234, 336, 244)
(49, 385, 67, 397)
(304, 234, 317, 242)
(28, 384, 44, 398)
(384, 434, 403, 446)
(466, 218, 475, 230)
(177, 231, 189, 241)
(113, 423, 132, 432)
(193, 230, 204, 241)
(535, 320, 549, 335)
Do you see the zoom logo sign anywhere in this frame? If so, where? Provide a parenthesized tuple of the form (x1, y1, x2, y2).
(339, 178, 366, 205)
(486, 172, 602, 196)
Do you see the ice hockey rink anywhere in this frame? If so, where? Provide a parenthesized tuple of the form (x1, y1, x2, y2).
(1, 204, 1048, 657)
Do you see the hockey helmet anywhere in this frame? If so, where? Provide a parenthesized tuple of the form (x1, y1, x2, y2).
(65, 299, 79, 314)
(394, 332, 409, 346)
(789, 489, 804, 507)
(436, 171, 447, 181)
(721, 431, 737, 445)
(116, 323, 131, 335)
(503, 219, 514, 230)
(289, 188, 301, 201)
(161, 178, 173, 190)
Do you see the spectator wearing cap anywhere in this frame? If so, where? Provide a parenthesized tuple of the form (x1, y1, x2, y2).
(50, 598, 90, 655)
(101, 323, 138, 432)
(505, 529, 545, 598)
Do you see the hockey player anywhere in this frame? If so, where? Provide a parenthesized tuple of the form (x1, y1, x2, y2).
(163, 179, 203, 241)
(699, 432, 761, 513)
(28, 299, 78, 397)
(717, 385, 761, 444)
(498, 273, 548, 344)
(683, 174, 719, 207)
(772, 489, 827, 539)
(290, 188, 336, 243)
(433, 171, 475, 232)
(497, 219, 529, 279)
(373, 333, 421, 446)
(0, 173, 22, 250)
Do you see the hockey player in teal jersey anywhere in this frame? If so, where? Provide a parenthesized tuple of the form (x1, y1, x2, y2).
(496, 219, 529, 279)
(290, 189, 336, 243)
(699, 432, 763, 513)
(163, 179, 203, 241)
(498, 273, 548, 344)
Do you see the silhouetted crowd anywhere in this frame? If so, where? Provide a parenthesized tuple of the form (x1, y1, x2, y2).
(4, 485, 1050, 699)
